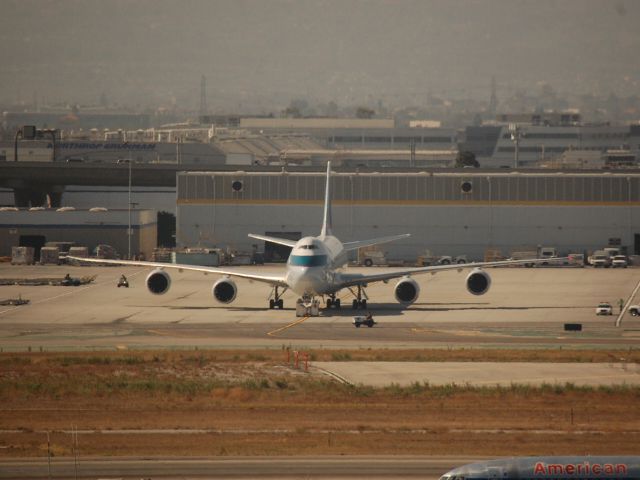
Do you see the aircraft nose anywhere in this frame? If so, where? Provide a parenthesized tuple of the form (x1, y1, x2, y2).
(287, 268, 324, 294)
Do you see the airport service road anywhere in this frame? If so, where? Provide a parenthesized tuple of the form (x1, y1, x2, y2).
(0, 264, 639, 350)
(313, 361, 640, 387)
(0, 455, 477, 479)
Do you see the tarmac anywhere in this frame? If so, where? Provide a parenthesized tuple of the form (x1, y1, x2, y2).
(1, 262, 639, 388)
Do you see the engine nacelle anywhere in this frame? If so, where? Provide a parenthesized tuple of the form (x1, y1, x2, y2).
(394, 277, 420, 305)
(146, 269, 171, 295)
(212, 277, 238, 304)
(466, 268, 491, 296)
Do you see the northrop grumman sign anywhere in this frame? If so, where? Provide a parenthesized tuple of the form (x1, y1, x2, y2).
(47, 142, 156, 150)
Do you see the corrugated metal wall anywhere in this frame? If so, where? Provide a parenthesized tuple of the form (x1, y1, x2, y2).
(177, 172, 640, 259)
(178, 172, 640, 204)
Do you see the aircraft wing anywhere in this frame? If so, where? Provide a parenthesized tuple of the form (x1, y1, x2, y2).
(336, 257, 565, 289)
(65, 256, 288, 287)
(342, 233, 411, 251)
(247, 234, 298, 247)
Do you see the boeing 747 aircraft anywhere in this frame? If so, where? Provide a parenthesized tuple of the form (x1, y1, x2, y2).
(70, 161, 548, 316)
(440, 456, 640, 480)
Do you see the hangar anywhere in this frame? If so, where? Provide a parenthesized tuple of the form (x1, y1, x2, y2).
(0, 208, 157, 260)
(176, 169, 640, 261)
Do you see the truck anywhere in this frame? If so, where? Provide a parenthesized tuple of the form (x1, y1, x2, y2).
(437, 255, 468, 265)
(417, 250, 467, 266)
(590, 250, 611, 268)
(510, 246, 562, 267)
(537, 247, 567, 266)
(360, 249, 387, 267)
(612, 255, 628, 268)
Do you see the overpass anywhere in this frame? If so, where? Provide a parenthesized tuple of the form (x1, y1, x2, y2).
(0, 162, 240, 207)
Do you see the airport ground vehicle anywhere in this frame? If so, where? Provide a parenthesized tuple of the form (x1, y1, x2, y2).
(596, 302, 613, 315)
(567, 253, 585, 266)
(511, 246, 562, 267)
(417, 250, 466, 266)
(612, 255, 628, 268)
(361, 249, 387, 267)
(353, 315, 376, 328)
(591, 251, 612, 268)
(437, 255, 467, 265)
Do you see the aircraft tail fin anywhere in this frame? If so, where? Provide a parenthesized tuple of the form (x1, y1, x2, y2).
(320, 161, 333, 237)
(343, 233, 411, 252)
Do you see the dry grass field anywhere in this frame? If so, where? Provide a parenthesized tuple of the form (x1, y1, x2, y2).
(1, 349, 639, 458)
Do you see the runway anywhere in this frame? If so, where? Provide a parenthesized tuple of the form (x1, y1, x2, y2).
(0, 455, 477, 479)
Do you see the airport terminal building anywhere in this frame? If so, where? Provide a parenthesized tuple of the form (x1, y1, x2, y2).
(176, 170, 640, 261)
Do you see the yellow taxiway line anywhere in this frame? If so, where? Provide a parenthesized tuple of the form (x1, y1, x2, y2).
(267, 315, 310, 336)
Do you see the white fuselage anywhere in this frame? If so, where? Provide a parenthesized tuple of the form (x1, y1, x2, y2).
(285, 235, 348, 296)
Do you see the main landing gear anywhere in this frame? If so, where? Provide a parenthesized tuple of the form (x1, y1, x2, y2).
(325, 294, 341, 309)
(349, 284, 368, 310)
(269, 286, 286, 309)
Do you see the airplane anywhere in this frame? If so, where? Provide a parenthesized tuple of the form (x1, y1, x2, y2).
(69, 161, 552, 317)
(439, 456, 640, 480)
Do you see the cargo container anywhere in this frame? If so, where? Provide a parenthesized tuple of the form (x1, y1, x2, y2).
(39, 247, 60, 265)
(11, 246, 35, 265)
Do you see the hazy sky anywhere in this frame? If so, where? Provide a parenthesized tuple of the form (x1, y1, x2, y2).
(1, 0, 639, 112)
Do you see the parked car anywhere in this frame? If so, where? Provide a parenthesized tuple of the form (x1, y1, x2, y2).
(628, 305, 640, 316)
(596, 302, 613, 315)
(612, 255, 628, 268)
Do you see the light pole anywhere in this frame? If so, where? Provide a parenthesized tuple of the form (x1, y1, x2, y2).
(509, 123, 523, 169)
(127, 146, 132, 260)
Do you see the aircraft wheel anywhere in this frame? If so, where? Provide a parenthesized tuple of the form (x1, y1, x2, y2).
(326, 298, 333, 308)
(352, 299, 358, 309)
(335, 298, 341, 309)
(269, 299, 275, 309)
(361, 299, 367, 309)
(277, 299, 284, 309)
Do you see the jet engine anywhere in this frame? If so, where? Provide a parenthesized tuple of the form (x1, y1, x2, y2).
(394, 277, 420, 305)
(146, 269, 171, 295)
(466, 268, 491, 295)
(212, 277, 238, 304)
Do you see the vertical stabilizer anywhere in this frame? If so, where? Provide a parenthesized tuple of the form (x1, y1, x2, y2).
(320, 161, 333, 237)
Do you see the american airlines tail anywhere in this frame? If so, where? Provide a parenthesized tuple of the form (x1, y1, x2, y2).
(319, 161, 333, 238)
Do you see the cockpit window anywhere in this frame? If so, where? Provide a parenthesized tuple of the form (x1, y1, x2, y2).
(289, 254, 328, 267)
(300, 244, 318, 250)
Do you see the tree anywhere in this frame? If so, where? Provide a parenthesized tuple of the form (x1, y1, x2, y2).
(355, 107, 375, 119)
(455, 151, 480, 168)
